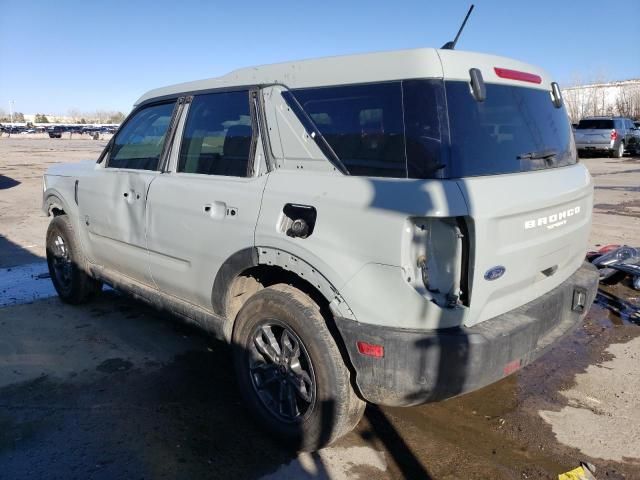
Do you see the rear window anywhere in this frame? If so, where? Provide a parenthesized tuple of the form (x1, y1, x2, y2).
(285, 80, 575, 178)
(577, 119, 614, 130)
(445, 81, 575, 177)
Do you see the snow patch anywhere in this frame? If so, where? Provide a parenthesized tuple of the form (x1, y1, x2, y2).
(0, 262, 57, 307)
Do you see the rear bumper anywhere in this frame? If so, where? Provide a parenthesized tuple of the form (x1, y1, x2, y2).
(335, 262, 599, 407)
(576, 143, 612, 151)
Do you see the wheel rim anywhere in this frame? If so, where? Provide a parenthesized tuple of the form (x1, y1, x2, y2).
(248, 321, 316, 423)
(50, 234, 72, 290)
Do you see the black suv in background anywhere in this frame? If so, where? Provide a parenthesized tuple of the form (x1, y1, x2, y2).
(48, 126, 64, 138)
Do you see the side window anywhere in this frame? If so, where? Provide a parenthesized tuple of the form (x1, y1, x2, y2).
(178, 91, 253, 177)
(291, 83, 407, 178)
(286, 81, 445, 179)
(108, 102, 176, 170)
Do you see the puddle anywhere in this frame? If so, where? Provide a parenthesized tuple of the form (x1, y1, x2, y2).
(364, 294, 640, 479)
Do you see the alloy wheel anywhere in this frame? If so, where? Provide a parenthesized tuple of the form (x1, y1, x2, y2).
(248, 321, 316, 423)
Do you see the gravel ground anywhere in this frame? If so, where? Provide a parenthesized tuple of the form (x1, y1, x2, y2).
(1, 137, 639, 479)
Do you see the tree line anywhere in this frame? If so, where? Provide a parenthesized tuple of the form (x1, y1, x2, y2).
(0, 110, 126, 124)
(563, 80, 640, 123)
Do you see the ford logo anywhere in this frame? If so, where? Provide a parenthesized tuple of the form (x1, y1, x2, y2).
(484, 266, 506, 281)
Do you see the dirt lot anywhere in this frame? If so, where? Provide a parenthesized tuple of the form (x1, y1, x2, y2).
(1, 137, 639, 479)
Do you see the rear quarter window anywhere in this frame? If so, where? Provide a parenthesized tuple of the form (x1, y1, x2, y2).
(288, 80, 445, 179)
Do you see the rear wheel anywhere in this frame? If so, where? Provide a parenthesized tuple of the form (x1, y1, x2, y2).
(232, 284, 365, 451)
(46, 215, 102, 304)
(613, 142, 624, 158)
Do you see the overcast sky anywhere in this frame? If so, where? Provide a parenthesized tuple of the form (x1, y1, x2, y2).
(1, 0, 639, 115)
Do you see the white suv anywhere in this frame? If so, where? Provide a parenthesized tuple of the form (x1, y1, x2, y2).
(42, 48, 599, 450)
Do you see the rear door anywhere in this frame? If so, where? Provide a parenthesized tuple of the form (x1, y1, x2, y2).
(145, 90, 267, 310)
(78, 101, 176, 285)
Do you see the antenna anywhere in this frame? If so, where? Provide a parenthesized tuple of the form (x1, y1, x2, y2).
(441, 4, 474, 50)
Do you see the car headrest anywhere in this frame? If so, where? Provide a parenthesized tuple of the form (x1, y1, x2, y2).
(223, 125, 252, 158)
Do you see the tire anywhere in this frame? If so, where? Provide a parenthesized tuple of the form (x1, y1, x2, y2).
(232, 284, 365, 451)
(46, 215, 102, 304)
(613, 142, 624, 158)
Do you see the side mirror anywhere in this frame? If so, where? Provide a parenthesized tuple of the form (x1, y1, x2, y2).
(469, 68, 486, 102)
(551, 82, 563, 108)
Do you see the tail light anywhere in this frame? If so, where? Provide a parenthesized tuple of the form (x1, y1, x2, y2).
(611, 130, 618, 141)
(401, 217, 470, 308)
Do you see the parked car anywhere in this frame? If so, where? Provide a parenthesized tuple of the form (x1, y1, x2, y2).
(48, 126, 64, 138)
(574, 116, 636, 158)
(628, 123, 640, 155)
(42, 47, 598, 450)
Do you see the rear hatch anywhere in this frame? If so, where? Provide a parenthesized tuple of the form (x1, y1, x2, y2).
(457, 166, 592, 326)
(436, 54, 593, 326)
(574, 119, 614, 146)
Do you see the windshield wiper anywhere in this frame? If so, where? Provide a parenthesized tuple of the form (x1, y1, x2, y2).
(517, 149, 558, 161)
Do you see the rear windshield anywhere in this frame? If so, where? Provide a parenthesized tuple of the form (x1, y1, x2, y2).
(577, 119, 614, 130)
(445, 81, 575, 177)
(285, 80, 575, 179)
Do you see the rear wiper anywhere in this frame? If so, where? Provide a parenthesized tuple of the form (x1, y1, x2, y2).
(517, 149, 558, 160)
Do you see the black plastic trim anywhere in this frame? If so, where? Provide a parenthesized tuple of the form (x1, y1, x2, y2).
(333, 262, 599, 406)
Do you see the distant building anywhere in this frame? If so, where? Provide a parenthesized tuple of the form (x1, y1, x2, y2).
(562, 79, 640, 123)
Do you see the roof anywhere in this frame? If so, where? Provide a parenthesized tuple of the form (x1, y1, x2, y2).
(135, 47, 552, 106)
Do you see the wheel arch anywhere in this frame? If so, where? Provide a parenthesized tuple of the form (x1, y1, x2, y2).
(43, 191, 70, 217)
(213, 247, 357, 342)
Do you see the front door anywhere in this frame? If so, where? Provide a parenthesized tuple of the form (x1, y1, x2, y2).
(78, 101, 177, 285)
(145, 90, 267, 310)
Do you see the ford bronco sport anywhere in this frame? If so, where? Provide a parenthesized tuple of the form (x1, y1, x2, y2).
(42, 48, 599, 450)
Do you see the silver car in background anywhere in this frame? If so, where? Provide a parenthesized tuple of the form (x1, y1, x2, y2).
(574, 116, 637, 158)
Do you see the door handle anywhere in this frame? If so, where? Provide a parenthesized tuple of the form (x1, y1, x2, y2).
(124, 191, 141, 200)
(203, 201, 233, 219)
